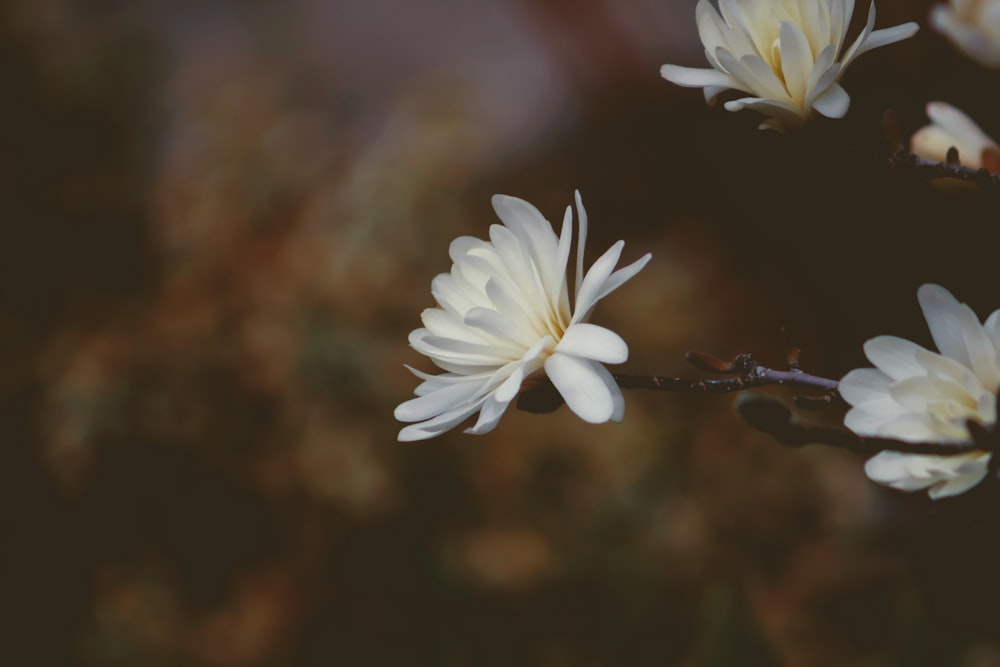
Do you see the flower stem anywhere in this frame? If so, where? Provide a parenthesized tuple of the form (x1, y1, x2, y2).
(613, 353, 839, 395)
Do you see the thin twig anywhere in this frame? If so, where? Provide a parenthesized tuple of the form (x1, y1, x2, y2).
(888, 150, 1000, 189)
(613, 353, 839, 395)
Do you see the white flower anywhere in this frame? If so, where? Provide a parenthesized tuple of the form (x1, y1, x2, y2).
(660, 0, 918, 131)
(910, 101, 999, 170)
(395, 192, 651, 442)
(931, 0, 1000, 68)
(840, 285, 998, 498)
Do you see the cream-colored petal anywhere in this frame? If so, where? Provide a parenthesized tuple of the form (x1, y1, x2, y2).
(544, 353, 616, 424)
(811, 83, 850, 118)
(556, 323, 629, 364)
(660, 64, 741, 90)
(863, 335, 929, 381)
(778, 20, 815, 104)
(724, 97, 808, 131)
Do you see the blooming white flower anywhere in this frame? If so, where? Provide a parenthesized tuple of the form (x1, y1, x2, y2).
(660, 0, 918, 131)
(931, 0, 1000, 68)
(840, 285, 998, 498)
(910, 101, 1000, 170)
(395, 192, 651, 442)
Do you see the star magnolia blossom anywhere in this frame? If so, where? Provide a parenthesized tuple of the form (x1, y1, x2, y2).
(910, 101, 1000, 170)
(840, 285, 998, 499)
(931, 0, 1000, 68)
(395, 192, 651, 442)
(660, 0, 918, 131)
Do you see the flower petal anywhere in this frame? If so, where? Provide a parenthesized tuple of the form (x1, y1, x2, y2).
(928, 460, 990, 499)
(556, 323, 628, 364)
(544, 353, 617, 423)
(660, 64, 739, 89)
(394, 379, 486, 423)
(856, 22, 919, 57)
(865, 451, 937, 491)
(840, 1, 877, 70)
(918, 283, 982, 370)
(398, 398, 487, 442)
(595, 253, 652, 302)
(778, 20, 814, 105)
(464, 393, 514, 435)
(811, 83, 850, 118)
(714, 49, 787, 101)
(863, 335, 928, 380)
(572, 240, 624, 325)
(839, 367, 893, 405)
(723, 97, 807, 131)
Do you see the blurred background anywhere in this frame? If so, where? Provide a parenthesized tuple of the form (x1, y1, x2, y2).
(3, 0, 1000, 664)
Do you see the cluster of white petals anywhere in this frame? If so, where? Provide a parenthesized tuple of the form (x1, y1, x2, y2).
(910, 101, 1000, 170)
(840, 285, 998, 498)
(931, 0, 1000, 68)
(395, 192, 651, 442)
(660, 0, 918, 131)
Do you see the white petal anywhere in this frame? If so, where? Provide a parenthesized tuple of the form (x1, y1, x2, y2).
(592, 359, 626, 422)
(556, 323, 628, 364)
(985, 309, 1000, 355)
(493, 364, 525, 403)
(704, 85, 729, 105)
(595, 253, 652, 302)
(840, 1, 877, 70)
(797, 0, 826, 57)
(491, 194, 564, 302)
(778, 20, 814, 104)
(553, 205, 573, 315)
(544, 353, 616, 423)
(863, 335, 928, 380)
(925, 101, 998, 163)
(928, 462, 990, 499)
(572, 241, 624, 325)
(918, 283, 979, 369)
(894, 416, 971, 442)
(484, 279, 546, 340)
(421, 308, 486, 345)
(828, 0, 850, 53)
(865, 451, 936, 490)
(397, 399, 487, 442)
(660, 64, 739, 89)
(412, 331, 512, 363)
(449, 235, 489, 264)
(911, 125, 976, 167)
(723, 97, 807, 131)
(888, 376, 968, 412)
(697, 0, 756, 60)
(844, 405, 906, 436)
(394, 380, 486, 422)
(574, 190, 588, 302)
(839, 367, 893, 406)
(810, 83, 850, 118)
(856, 22, 919, 56)
(464, 306, 538, 350)
(464, 394, 514, 435)
(714, 49, 787, 101)
(804, 45, 840, 106)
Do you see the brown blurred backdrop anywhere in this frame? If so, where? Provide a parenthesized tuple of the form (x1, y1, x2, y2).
(3, 0, 1000, 665)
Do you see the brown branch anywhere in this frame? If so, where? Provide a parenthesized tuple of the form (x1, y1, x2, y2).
(614, 352, 840, 395)
(516, 352, 996, 459)
(888, 150, 1000, 189)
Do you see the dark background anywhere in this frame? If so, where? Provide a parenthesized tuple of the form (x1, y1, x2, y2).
(2, 0, 1000, 664)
